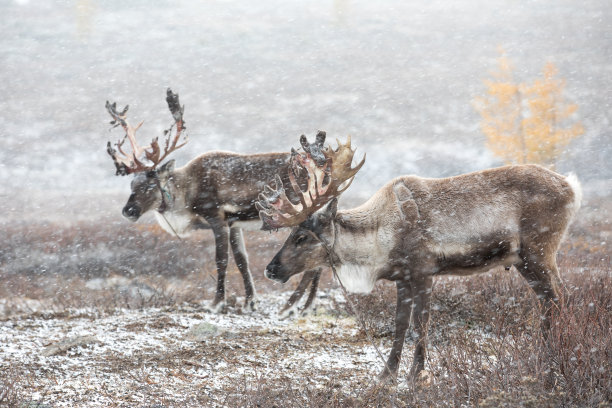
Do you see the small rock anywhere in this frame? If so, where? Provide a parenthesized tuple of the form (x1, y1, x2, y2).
(185, 322, 221, 341)
(42, 335, 99, 357)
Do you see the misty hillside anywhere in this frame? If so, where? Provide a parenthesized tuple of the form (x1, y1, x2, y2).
(1, 0, 611, 226)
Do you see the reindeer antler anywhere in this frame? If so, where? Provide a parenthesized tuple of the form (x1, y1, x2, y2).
(106, 88, 187, 175)
(256, 132, 365, 230)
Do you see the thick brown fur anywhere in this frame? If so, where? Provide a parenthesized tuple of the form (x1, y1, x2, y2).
(265, 164, 581, 379)
(122, 151, 318, 312)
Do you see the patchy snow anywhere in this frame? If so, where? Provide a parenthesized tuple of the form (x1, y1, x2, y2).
(0, 289, 409, 406)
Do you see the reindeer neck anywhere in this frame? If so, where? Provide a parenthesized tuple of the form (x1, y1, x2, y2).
(333, 204, 393, 268)
(152, 167, 197, 237)
(159, 167, 190, 210)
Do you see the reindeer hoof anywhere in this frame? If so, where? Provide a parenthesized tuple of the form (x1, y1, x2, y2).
(278, 304, 298, 320)
(244, 298, 258, 313)
(299, 305, 316, 317)
(279, 302, 317, 320)
(203, 300, 227, 314)
(377, 368, 398, 384)
(413, 369, 432, 387)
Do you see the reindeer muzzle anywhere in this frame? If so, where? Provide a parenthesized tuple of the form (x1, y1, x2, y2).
(264, 267, 290, 284)
(122, 204, 141, 221)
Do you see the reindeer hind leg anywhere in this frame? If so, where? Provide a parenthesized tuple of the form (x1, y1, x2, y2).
(517, 235, 564, 335)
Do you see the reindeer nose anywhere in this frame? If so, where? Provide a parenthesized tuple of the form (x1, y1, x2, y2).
(264, 266, 289, 283)
(122, 204, 141, 221)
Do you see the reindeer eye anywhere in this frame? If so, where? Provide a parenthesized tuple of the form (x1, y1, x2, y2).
(295, 234, 308, 246)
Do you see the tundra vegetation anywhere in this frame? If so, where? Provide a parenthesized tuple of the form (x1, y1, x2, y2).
(0, 190, 609, 407)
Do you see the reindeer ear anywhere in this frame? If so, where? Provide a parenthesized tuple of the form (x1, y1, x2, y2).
(158, 159, 175, 175)
(322, 197, 338, 220)
(311, 198, 338, 233)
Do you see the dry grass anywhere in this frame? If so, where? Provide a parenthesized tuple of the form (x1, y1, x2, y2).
(0, 220, 299, 314)
(213, 267, 610, 408)
(0, 199, 610, 407)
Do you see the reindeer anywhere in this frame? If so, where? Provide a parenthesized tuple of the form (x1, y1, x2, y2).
(105, 88, 320, 313)
(257, 136, 581, 381)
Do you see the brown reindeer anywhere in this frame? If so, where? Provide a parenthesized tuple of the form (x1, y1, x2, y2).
(106, 89, 320, 313)
(257, 136, 581, 380)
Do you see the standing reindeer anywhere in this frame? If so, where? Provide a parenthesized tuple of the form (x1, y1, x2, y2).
(257, 136, 581, 380)
(105, 89, 320, 312)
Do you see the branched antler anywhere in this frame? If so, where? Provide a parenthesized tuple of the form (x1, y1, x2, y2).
(106, 88, 187, 175)
(256, 132, 365, 230)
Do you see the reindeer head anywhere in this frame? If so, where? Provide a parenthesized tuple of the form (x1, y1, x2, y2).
(122, 160, 175, 220)
(256, 134, 365, 283)
(264, 198, 339, 283)
(106, 89, 187, 221)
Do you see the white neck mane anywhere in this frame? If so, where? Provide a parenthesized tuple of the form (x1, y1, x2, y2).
(334, 263, 378, 294)
(154, 172, 195, 238)
(331, 199, 399, 294)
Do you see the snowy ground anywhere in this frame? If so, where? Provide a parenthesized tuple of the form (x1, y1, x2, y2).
(1, 289, 402, 406)
(1, 204, 610, 406)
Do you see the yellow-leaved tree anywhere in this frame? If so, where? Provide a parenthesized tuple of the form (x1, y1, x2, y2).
(474, 50, 584, 169)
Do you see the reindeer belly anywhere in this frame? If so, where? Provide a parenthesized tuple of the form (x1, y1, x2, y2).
(434, 236, 521, 276)
(230, 219, 263, 231)
(426, 203, 521, 275)
(224, 205, 262, 231)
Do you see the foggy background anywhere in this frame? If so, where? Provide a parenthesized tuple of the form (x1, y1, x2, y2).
(1, 0, 610, 225)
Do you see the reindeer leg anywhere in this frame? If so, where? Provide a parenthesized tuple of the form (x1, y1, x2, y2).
(278, 268, 320, 319)
(301, 268, 321, 313)
(229, 227, 257, 312)
(380, 279, 412, 381)
(517, 249, 562, 337)
(209, 219, 230, 313)
(279, 270, 315, 319)
(517, 244, 563, 386)
(409, 276, 433, 381)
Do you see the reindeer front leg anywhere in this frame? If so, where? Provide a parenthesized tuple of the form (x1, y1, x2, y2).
(210, 219, 230, 312)
(301, 268, 321, 312)
(380, 279, 412, 381)
(279, 268, 322, 319)
(229, 227, 257, 311)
